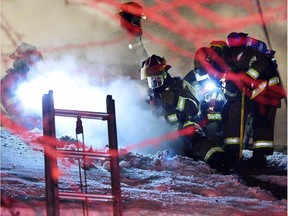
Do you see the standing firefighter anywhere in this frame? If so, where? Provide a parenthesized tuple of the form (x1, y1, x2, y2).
(140, 54, 227, 171)
(194, 34, 285, 168)
(1, 43, 44, 129)
(222, 32, 286, 168)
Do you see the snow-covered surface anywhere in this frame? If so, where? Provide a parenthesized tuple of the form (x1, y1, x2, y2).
(1, 127, 287, 216)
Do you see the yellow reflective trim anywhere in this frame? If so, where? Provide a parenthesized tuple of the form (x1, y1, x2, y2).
(204, 147, 224, 162)
(183, 121, 196, 128)
(251, 81, 267, 99)
(176, 96, 185, 111)
(207, 113, 222, 120)
(224, 137, 240, 145)
(224, 89, 237, 97)
(167, 114, 178, 123)
(268, 76, 280, 86)
(246, 68, 259, 79)
(253, 140, 273, 149)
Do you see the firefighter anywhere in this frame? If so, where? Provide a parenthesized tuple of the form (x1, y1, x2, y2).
(115, 2, 149, 80)
(140, 54, 227, 172)
(192, 41, 231, 147)
(1, 43, 44, 129)
(192, 42, 227, 147)
(222, 32, 285, 168)
(194, 35, 285, 168)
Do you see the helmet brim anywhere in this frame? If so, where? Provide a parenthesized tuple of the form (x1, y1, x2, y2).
(140, 64, 171, 80)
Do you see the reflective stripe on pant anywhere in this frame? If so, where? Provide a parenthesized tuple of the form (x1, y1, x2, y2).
(253, 140, 274, 155)
(204, 146, 224, 162)
(224, 137, 240, 166)
(183, 135, 224, 162)
(252, 106, 276, 156)
(224, 137, 240, 146)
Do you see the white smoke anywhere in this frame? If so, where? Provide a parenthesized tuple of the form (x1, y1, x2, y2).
(16, 56, 174, 154)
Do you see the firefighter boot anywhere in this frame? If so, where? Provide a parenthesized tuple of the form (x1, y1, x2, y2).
(247, 151, 267, 168)
(206, 150, 228, 173)
(224, 145, 240, 170)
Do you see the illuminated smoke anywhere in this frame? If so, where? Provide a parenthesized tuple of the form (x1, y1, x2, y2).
(16, 56, 174, 153)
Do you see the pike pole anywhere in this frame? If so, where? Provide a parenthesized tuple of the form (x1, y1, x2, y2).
(239, 90, 245, 162)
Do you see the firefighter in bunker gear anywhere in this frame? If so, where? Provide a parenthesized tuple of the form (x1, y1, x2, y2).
(113, 2, 148, 80)
(194, 35, 285, 168)
(1, 43, 44, 128)
(140, 54, 227, 171)
(223, 32, 285, 167)
(192, 43, 227, 147)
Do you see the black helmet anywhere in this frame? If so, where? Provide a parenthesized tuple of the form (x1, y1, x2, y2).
(140, 55, 171, 89)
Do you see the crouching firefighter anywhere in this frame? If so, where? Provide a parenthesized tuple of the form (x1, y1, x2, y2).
(191, 43, 227, 146)
(140, 54, 227, 171)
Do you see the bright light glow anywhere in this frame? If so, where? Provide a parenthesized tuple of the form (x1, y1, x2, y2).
(128, 43, 133, 49)
(14, 58, 174, 152)
(16, 69, 106, 114)
(204, 80, 216, 91)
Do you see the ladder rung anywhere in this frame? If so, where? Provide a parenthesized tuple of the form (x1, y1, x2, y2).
(54, 109, 110, 120)
(59, 191, 114, 202)
(57, 149, 110, 160)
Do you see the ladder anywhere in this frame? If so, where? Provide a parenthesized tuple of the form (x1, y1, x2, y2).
(42, 90, 122, 216)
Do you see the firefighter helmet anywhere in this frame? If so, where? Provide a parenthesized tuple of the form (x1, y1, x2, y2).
(226, 32, 248, 47)
(209, 40, 228, 57)
(10, 43, 43, 72)
(209, 40, 227, 48)
(140, 55, 171, 89)
(10, 43, 41, 59)
(210, 40, 227, 51)
(193, 47, 214, 91)
(140, 55, 171, 79)
(193, 47, 211, 76)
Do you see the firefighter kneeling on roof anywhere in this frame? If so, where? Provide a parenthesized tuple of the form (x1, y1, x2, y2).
(140, 54, 227, 172)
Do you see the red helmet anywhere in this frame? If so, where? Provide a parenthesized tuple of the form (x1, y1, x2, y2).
(118, 2, 146, 36)
(119, 2, 146, 18)
(226, 32, 248, 47)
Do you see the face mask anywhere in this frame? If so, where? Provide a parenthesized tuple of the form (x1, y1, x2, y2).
(147, 76, 164, 89)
